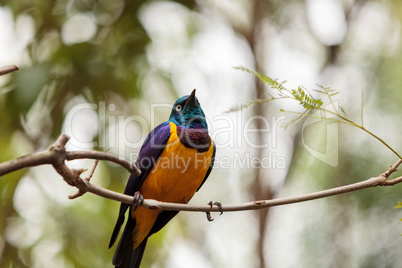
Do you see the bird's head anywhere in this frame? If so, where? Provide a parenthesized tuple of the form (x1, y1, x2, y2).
(169, 89, 208, 129)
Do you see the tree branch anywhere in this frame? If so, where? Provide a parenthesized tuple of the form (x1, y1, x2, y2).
(0, 135, 140, 177)
(0, 134, 401, 214)
(65, 151, 138, 174)
(0, 65, 19, 76)
(140, 173, 397, 212)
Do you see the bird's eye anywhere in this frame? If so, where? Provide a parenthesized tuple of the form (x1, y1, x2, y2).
(175, 105, 182, 112)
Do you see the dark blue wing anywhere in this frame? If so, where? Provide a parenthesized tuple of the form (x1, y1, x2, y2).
(109, 121, 171, 248)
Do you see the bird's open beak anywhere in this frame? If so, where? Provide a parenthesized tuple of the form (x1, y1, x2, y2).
(185, 89, 197, 108)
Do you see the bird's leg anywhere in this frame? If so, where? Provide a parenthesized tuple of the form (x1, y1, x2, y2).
(132, 191, 144, 212)
(206, 201, 223, 222)
(206, 201, 214, 222)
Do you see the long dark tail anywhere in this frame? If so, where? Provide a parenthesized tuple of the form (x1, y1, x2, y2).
(112, 217, 148, 268)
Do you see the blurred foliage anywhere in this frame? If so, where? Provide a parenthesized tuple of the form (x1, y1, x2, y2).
(0, 0, 197, 267)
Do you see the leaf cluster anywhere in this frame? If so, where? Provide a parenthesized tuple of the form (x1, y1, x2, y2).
(232, 66, 401, 159)
(233, 67, 327, 111)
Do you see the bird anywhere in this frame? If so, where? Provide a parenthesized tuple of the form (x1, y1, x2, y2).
(109, 89, 216, 268)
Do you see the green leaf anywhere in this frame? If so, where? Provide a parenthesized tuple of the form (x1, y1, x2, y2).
(339, 106, 348, 117)
(314, 89, 326, 94)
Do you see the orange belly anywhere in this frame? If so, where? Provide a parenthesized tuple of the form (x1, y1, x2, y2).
(131, 122, 214, 249)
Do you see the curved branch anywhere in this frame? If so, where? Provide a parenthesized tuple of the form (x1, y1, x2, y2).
(0, 134, 141, 177)
(65, 151, 139, 175)
(0, 134, 401, 214)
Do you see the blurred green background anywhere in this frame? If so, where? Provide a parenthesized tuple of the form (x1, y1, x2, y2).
(1, 0, 402, 267)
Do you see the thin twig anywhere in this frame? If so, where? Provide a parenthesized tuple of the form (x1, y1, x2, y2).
(0, 65, 19, 76)
(85, 160, 99, 182)
(381, 158, 402, 179)
(361, 91, 365, 127)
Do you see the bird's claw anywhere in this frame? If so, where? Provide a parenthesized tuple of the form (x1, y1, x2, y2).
(214, 201, 223, 215)
(132, 191, 144, 212)
(206, 211, 214, 222)
(206, 201, 223, 222)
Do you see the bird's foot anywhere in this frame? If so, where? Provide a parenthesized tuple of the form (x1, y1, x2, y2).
(132, 191, 144, 212)
(206, 201, 223, 222)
